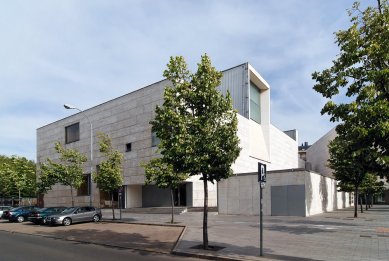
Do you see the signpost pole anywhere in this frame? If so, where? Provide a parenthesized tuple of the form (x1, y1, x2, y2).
(260, 182, 263, 256)
(258, 162, 266, 257)
(119, 187, 122, 220)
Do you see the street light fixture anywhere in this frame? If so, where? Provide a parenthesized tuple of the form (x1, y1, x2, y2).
(64, 104, 94, 207)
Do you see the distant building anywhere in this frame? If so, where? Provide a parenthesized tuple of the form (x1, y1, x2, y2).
(298, 141, 311, 169)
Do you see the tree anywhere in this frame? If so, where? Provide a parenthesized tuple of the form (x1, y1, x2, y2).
(0, 155, 36, 205)
(312, 1, 389, 176)
(360, 173, 385, 210)
(328, 136, 366, 217)
(151, 54, 241, 249)
(143, 158, 188, 223)
(40, 142, 87, 207)
(93, 133, 123, 220)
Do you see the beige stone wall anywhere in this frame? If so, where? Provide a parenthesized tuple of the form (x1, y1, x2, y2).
(37, 80, 167, 207)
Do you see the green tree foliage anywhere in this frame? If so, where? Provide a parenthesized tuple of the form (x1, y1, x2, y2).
(93, 133, 123, 219)
(0, 155, 36, 203)
(151, 54, 241, 249)
(39, 142, 87, 207)
(360, 173, 385, 210)
(143, 158, 188, 223)
(328, 136, 366, 217)
(313, 1, 389, 176)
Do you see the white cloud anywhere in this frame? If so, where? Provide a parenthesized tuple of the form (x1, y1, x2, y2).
(0, 0, 377, 160)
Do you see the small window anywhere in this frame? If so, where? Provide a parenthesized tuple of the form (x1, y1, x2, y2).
(65, 123, 80, 144)
(126, 143, 132, 152)
(77, 174, 90, 196)
(151, 132, 160, 147)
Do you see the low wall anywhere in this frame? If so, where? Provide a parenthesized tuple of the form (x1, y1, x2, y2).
(305, 172, 352, 216)
(218, 169, 352, 216)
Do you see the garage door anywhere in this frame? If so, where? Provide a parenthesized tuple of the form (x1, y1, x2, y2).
(271, 185, 305, 216)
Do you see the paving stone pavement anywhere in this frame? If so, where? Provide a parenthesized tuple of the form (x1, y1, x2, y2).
(1, 205, 389, 260)
(113, 205, 389, 261)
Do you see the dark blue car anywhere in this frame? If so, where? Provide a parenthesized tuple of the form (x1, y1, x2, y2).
(5, 206, 39, 223)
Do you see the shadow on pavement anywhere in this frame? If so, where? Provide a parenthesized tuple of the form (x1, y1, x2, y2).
(175, 239, 324, 261)
(264, 225, 336, 235)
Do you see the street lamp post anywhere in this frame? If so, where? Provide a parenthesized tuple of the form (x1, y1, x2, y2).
(64, 104, 93, 207)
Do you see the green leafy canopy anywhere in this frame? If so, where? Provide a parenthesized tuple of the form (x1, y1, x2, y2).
(38, 142, 87, 206)
(151, 54, 241, 182)
(0, 155, 36, 198)
(313, 1, 389, 175)
(93, 132, 123, 193)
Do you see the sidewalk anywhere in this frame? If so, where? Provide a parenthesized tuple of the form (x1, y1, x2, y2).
(1, 206, 388, 260)
(106, 205, 389, 261)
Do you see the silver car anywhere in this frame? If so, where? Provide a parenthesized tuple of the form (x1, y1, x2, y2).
(48, 206, 102, 226)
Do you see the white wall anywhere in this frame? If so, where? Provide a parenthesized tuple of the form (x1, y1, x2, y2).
(232, 115, 270, 173)
(188, 175, 217, 207)
(268, 125, 298, 171)
(218, 170, 352, 216)
(305, 171, 351, 216)
(306, 128, 337, 177)
(126, 185, 142, 208)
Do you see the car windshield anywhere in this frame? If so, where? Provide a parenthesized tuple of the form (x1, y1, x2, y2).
(10, 207, 22, 212)
(61, 207, 76, 214)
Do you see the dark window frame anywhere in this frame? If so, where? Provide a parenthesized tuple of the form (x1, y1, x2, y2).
(65, 122, 80, 144)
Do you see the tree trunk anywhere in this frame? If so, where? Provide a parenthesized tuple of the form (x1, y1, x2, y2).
(365, 194, 368, 211)
(70, 186, 74, 207)
(359, 195, 363, 213)
(354, 187, 358, 218)
(203, 174, 209, 250)
(170, 188, 175, 224)
(111, 192, 115, 220)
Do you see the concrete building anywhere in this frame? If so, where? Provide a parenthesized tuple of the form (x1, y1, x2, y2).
(303, 127, 389, 204)
(218, 126, 353, 217)
(218, 169, 353, 216)
(37, 63, 298, 209)
(305, 127, 337, 177)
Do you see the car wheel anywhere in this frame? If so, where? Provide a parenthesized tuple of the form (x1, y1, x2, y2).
(93, 214, 100, 222)
(17, 216, 25, 223)
(63, 217, 72, 226)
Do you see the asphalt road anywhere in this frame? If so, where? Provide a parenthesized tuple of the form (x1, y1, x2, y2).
(0, 231, 203, 261)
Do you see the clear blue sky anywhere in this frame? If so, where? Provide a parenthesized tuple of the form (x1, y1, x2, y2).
(0, 0, 376, 160)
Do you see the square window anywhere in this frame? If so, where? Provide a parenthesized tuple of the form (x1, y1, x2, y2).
(65, 123, 80, 144)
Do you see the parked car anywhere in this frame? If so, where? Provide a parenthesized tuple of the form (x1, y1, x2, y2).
(0, 206, 12, 219)
(3, 206, 39, 222)
(47, 206, 102, 226)
(28, 207, 67, 225)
